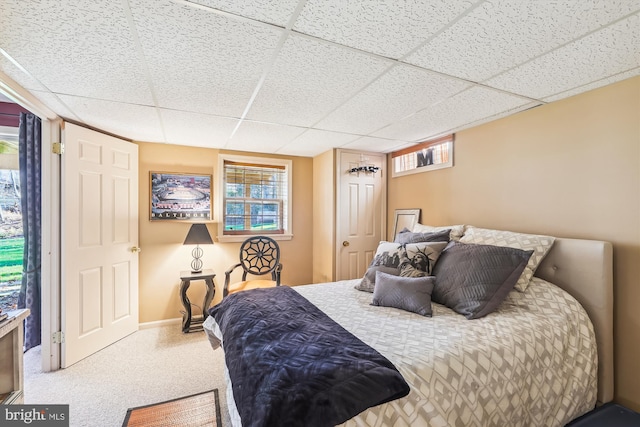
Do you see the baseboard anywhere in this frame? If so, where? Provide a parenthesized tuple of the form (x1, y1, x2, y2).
(139, 317, 182, 330)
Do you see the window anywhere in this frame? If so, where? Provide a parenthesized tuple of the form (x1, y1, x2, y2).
(218, 154, 292, 242)
(391, 134, 454, 177)
(0, 125, 21, 312)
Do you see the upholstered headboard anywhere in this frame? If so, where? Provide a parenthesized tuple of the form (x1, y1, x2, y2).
(535, 237, 614, 405)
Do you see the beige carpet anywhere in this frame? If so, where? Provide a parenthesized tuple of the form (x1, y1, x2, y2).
(24, 324, 231, 427)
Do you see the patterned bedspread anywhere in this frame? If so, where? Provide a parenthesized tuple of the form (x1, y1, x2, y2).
(206, 277, 597, 427)
(294, 278, 597, 427)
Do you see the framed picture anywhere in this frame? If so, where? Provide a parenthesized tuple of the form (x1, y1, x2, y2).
(392, 209, 421, 241)
(150, 172, 211, 221)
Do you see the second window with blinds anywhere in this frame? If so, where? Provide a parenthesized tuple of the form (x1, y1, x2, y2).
(217, 154, 292, 242)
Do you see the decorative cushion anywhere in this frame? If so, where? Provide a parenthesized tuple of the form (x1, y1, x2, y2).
(354, 266, 399, 293)
(394, 228, 451, 244)
(371, 271, 435, 317)
(355, 241, 447, 293)
(412, 223, 465, 241)
(459, 226, 555, 292)
(431, 241, 533, 319)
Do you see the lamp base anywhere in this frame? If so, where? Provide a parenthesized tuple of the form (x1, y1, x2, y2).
(190, 269, 203, 274)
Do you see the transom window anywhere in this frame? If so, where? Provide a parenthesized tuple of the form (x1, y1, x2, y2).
(218, 154, 292, 241)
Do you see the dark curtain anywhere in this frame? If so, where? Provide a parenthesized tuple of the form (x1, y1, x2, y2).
(17, 112, 41, 351)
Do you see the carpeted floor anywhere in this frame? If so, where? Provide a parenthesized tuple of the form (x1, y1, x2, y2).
(24, 324, 231, 427)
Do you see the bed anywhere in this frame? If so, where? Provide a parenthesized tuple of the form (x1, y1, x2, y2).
(204, 228, 613, 427)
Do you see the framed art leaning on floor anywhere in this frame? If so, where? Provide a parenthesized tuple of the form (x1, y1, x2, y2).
(150, 172, 212, 221)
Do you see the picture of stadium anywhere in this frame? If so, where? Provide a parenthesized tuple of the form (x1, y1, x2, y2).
(150, 173, 211, 220)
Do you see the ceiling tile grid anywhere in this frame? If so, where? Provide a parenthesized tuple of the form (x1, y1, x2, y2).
(188, 0, 300, 27)
(225, 120, 307, 154)
(293, 0, 482, 59)
(160, 109, 238, 147)
(245, 34, 392, 127)
(315, 63, 471, 135)
(1, 0, 639, 156)
(373, 86, 534, 141)
(543, 67, 640, 103)
(58, 95, 165, 142)
(130, 0, 284, 118)
(342, 136, 414, 153)
(277, 128, 360, 157)
(405, 0, 640, 83)
(0, 0, 154, 105)
(485, 12, 640, 100)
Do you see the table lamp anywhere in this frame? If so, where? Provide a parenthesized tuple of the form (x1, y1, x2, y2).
(183, 223, 213, 273)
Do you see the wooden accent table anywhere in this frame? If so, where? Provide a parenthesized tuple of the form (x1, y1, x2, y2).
(179, 270, 215, 333)
(0, 309, 30, 404)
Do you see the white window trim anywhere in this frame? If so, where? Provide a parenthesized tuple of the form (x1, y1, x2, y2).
(216, 153, 293, 243)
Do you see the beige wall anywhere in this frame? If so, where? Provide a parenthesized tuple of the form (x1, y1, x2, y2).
(312, 149, 336, 283)
(138, 143, 313, 324)
(388, 76, 640, 410)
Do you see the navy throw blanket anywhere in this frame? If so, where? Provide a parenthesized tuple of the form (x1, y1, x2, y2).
(209, 286, 410, 427)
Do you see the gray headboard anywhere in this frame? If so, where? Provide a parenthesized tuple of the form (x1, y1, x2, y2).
(535, 237, 614, 405)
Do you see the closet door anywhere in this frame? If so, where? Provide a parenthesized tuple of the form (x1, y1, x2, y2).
(336, 150, 386, 281)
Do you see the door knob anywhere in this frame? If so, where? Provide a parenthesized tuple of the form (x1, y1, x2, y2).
(342, 241, 350, 247)
(130, 246, 142, 253)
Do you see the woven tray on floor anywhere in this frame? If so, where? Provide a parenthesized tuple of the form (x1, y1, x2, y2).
(122, 389, 221, 427)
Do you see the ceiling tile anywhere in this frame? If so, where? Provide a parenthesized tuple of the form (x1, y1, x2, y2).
(225, 120, 306, 154)
(0, 0, 154, 105)
(30, 91, 81, 122)
(277, 128, 359, 157)
(316, 64, 470, 135)
(485, 13, 640, 99)
(543, 67, 640, 103)
(341, 136, 412, 153)
(130, 0, 283, 117)
(187, 0, 300, 27)
(160, 109, 238, 148)
(0, 54, 47, 93)
(294, 0, 481, 59)
(245, 34, 391, 127)
(58, 95, 165, 142)
(406, 0, 640, 82)
(373, 86, 532, 141)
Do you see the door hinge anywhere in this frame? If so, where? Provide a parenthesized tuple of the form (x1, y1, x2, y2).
(52, 331, 65, 344)
(52, 142, 64, 155)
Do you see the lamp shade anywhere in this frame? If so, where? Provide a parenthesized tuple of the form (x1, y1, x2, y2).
(183, 224, 213, 245)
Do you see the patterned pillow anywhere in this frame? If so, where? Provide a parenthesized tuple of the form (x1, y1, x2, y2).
(355, 241, 447, 293)
(354, 266, 399, 293)
(394, 228, 451, 244)
(412, 223, 465, 241)
(459, 226, 555, 292)
(432, 241, 533, 319)
(371, 271, 435, 317)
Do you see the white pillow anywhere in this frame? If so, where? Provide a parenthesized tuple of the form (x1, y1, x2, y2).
(459, 226, 555, 292)
(413, 223, 465, 241)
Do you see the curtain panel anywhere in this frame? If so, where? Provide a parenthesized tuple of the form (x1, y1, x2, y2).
(17, 112, 41, 352)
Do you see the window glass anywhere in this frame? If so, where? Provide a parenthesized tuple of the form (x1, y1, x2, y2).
(221, 157, 290, 237)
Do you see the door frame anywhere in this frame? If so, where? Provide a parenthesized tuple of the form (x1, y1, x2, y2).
(0, 71, 61, 372)
(335, 149, 387, 281)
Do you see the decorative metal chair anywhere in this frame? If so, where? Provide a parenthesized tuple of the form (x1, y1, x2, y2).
(223, 236, 283, 297)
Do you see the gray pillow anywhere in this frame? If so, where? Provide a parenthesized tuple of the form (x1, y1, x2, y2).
(432, 241, 533, 319)
(394, 228, 451, 244)
(371, 271, 435, 317)
(355, 266, 399, 293)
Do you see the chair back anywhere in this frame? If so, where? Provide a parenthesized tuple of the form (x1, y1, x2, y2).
(239, 236, 281, 276)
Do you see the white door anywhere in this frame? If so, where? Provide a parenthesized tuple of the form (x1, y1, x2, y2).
(61, 122, 139, 367)
(336, 150, 386, 281)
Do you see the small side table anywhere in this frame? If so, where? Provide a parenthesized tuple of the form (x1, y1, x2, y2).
(179, 269, 215, 333)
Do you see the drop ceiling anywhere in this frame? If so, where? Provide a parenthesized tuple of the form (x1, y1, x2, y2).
(0, 0, 638, 157)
